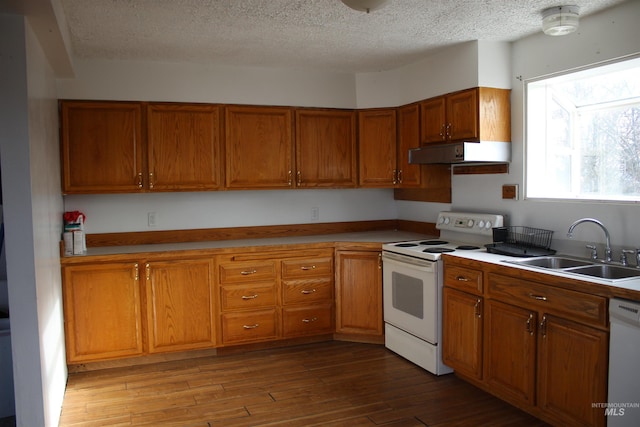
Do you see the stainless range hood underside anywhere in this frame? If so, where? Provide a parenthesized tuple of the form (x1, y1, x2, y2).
(409, 141, 511, 164)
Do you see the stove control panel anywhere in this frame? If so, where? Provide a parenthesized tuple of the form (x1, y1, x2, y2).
(436, 211, 504, 235)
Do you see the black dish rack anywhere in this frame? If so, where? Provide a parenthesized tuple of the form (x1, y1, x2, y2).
(485, 226, 556, 257)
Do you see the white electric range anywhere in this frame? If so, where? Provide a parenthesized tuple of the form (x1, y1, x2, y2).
(381, 211, 504, 375)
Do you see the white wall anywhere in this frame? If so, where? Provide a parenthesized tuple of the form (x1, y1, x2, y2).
(396, 1, 640, 256)
(0, 14, 66, 427)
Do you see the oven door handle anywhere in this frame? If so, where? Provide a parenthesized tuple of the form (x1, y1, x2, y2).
(382, 252, 436, 270)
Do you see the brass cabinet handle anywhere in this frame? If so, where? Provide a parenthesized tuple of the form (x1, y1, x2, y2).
(243, 324, 259, 329)
(474, 298, 482, 318)
(540, 316, 547, 337)
(287, 170, 292, 186)
(392, 169, 398, 184)
(133, 263, 139, 280)
(300, 265, 316, 271)
(301, 289, 316, 295)
(456, 276, 470, 282)
(145, 263, 150, 281)
(302, 317, 318, 323)
(526, 313, 534, 336)
(439, 123, 446, 139)
(241, 294, 258, 300)
(149, 172, 155, 189)
(137, 172, 143, 188)
(528, 293, 548, 301)
(240, 269, 257, 275)
(378, 252, 382, 269)
(445, 123, 452, 139)
(397, 169, 403, 184)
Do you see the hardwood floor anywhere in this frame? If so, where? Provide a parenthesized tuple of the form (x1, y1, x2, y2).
(60, 341, 549, 426)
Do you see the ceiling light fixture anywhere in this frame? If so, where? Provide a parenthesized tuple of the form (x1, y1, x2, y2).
(341, 0, 390, 13)
(541, 5, 580, 36)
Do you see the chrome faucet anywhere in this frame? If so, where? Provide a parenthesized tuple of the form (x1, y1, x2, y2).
(567, 218, 612, 263)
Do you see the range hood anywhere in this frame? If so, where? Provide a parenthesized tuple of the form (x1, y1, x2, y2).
(409, 141, 511, 164)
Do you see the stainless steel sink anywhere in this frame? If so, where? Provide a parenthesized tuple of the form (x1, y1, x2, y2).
(512, 256, 593, 269)
(564, 264, 640, 280)
(507, 255, 640, 281)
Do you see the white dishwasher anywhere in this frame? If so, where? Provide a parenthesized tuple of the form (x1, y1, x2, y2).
(608, 298, 640, 426)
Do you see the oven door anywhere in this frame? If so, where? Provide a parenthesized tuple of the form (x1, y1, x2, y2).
(382, 251, 440, 344)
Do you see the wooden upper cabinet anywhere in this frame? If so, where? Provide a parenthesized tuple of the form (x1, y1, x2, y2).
(225, 105, 294, 189)
(61, 101, 143, 194)
(396, 103, 421, 188)
(358, 109, 397, 187)
(420, 87, 511, 144)
(295, 109, 357, 188)
(147, 103, 222, 191)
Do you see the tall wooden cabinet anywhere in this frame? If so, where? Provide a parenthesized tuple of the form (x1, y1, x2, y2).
(395, 103, 422, 188)
(225, 105, 294, 189)
(420, 87, 510, 144)
(295, 109, 357, 188)
(357, 109, 397, 188)
(335, 250, 383, 339)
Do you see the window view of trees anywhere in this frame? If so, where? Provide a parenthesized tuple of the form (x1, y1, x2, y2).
(526, 57, 640, 201)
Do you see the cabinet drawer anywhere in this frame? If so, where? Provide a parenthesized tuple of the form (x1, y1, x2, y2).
(221, 309, 278, 344)
(282, 257, 333, 279)
(283, 304, 333, 337)
(282, 278, 333, 305)
(220, 283, 277, 311)
(219, 261, 276, 284)
(444, 265, 483, 294)
(487, 273, 607, 327)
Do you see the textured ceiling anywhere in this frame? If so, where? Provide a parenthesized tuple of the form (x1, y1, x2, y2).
(59, 0, 628, 73)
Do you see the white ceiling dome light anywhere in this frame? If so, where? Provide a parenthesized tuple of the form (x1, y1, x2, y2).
(341, 0, 391, 13)
(542, 5, 580, 36)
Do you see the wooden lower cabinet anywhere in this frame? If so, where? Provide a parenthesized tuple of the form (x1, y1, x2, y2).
(335, 250, 383, 337)
(63, 261, 144, 363)
(282, 304, 333, 337)
(442, 255, 609, 427)
(221, 309, 279, 344)
(145, 258, 216, 353)
(442, 287, 483, 380)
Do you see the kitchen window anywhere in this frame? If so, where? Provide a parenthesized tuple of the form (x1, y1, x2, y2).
(525, 56, 640, 202)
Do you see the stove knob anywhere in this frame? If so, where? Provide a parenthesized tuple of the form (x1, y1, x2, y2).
(485, 221, 493, 229)
(467, 219, 474, 228)
(478, 220, 485, 229)
(443, 217, 450, 225)
(438, 216, 445, 224)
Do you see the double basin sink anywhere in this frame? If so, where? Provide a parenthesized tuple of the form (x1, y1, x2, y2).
(507, 256, 640, 281)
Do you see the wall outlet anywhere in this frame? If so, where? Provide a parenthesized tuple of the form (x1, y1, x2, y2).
(310, 207, 319, 222)
(147, 211, 158, 227)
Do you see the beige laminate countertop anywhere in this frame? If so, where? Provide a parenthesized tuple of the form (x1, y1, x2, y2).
(61, 230, 432, 263)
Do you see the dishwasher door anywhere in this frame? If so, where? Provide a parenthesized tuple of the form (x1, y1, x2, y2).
(608, 298, 640, 426)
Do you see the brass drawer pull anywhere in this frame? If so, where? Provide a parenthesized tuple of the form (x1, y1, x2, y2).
(240, 269, 257, 275)
(528, 293, 548, 301)
(243, 324, 259, 329)
(300, 265, 316, 271)
(301, 289, 317, 294)
(241, 294, 258, 300)
(456, 276, 470, 282)
(302, 317, 318, 323)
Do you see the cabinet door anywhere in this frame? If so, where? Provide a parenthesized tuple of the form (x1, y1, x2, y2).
(358, 109, 397, 187)
(537, 315, 607, 427)
(484, 300, 536, 407)
(63, 262, 144, 363)
(145, 258, 216, 353)
(225, 106, 294, 189)
(60, 101, 143, 193)
(147, 104, 222, 191)
(295, 109, 357, 188)
(446, 88, 479, 141)
(396, 103, 421, 188)
(420, 97, 446, 144)
(335, 250, 383, 336)
(442, 288, 483, 379)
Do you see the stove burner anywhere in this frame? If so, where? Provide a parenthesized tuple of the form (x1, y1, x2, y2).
(422, 247, 455, 253)
(456, 245, 481, 250)
(395, 243, 419, 247)
(419, 240, 449, 246)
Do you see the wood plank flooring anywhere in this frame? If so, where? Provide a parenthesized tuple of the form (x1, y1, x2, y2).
(60, 341, 549, 426)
